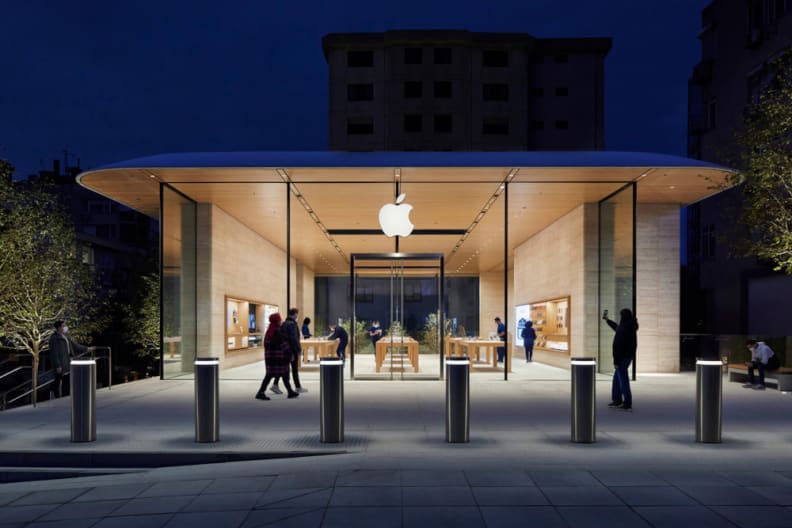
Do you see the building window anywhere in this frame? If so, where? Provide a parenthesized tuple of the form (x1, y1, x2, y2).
(555, 86, 569, 96)
(531, 120, 545, 130)
(706, 98, 717, 129)
(347, 118, 374, 135)
(404, 81, 422, 98)
(404, 47, 422, 64)
(702, 224, 716, 258)
(81, 245, 95, 265)
(531, 54, 544, 64)
(483, 50, 509, 67)
(482, 83, 509, 101)
(555, 54, 568, 64)
(434, 47, 452, 64)
(434, 114, 452, 133)
(434, 81, 452, 98)
(482, 119, 509, 135)
(555, 120, 569, 130)
(530, 87, 544, 97)
(347, 83, 374, 101)
(404, 114, 422, 133)
(347, 50, 373, 67)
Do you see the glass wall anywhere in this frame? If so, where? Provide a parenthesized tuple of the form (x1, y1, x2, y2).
(598, 184, 635, 374)
(161, 185, 197, 378)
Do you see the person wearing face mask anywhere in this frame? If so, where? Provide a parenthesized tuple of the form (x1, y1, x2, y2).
(48, 320, 96, 398)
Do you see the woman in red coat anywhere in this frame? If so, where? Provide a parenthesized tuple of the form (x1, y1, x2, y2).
(255, 313, 299, 400)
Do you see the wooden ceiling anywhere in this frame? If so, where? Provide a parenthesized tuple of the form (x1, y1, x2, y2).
(78, 164, 734, 275)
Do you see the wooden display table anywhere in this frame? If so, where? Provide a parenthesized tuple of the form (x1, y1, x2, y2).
(301, 338, 340, 364)
(457, 339, 513, 372)
(376, 337, 420, 373)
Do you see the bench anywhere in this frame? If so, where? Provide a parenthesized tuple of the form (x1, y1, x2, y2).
(727, 363, 792, 392)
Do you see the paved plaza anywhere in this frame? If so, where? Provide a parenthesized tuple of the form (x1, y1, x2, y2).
(1, 362, 792, 527)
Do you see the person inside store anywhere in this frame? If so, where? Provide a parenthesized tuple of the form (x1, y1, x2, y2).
(255, 312, 298, 400)
(744, 339, 780, 390)
(327, 321, 349, 360)
(48, 320, 96, 398)
(301, 317, 312, 339)
(495, 317, 506, 363)
(603, 308, 638, 411)
(521, 320, 536, 362)
(270, 308, 307, 395)
(369, 320, 383, 347)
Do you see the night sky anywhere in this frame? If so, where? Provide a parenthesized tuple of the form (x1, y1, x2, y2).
(1, 0, 709, 178)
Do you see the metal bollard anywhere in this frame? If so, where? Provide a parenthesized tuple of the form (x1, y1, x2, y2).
(445, 358, 470, 443)
(571, 357, 596, 443)
(194, 358, 219, 443)
(70, 359, 97, 442)
(320, 357, 344, 443)
(696, 359, 722, 443)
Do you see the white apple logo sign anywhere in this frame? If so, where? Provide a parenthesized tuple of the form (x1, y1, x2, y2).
(378, 193, 414, 237)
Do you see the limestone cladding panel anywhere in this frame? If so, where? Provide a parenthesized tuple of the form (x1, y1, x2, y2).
(200, 204, 290, 364)
(479, 269, 514, 345)
(513, 204, 599, 369)
(636, 204, 681, 373)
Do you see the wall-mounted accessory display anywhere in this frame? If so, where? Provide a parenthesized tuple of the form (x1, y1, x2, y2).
(225, 296, 278, 351)
(526, 296, 570, 355)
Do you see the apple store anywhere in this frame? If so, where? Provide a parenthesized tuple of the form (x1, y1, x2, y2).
(78, 151, 732, 381)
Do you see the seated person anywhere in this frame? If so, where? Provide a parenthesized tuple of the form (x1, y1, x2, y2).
(744, 339, 780, 390)
(369, 320, 383, 346)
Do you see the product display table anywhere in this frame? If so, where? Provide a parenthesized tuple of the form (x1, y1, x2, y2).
(300, 338, 340, 364)
(375, 337, 420, 373)
(456, 338, 513, 372)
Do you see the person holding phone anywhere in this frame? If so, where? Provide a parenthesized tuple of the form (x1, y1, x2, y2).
(603, 308, 638, 410)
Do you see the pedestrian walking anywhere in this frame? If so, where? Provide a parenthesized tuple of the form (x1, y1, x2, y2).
(270, 308, 307, 394)
(255, 313, 298, 400)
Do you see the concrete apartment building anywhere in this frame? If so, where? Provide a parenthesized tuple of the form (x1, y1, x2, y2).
(323, 30, 611, 151)
(686, 0, 792, 341)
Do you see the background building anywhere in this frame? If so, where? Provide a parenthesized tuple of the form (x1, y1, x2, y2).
(323, 30, 610, 151)
(686, 0, 792, 348)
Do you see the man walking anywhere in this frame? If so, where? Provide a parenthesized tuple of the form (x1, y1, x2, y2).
(271, 308, 307, 394)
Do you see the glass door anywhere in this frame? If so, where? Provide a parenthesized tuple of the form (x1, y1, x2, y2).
(350, 254, 444, 380)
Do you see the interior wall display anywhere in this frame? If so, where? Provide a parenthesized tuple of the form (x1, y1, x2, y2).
(225, 296, 278, 351)
(525, 296, 570, 354)
(515, 304, 531, 340)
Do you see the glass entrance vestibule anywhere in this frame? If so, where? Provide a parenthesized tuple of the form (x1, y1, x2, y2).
(76, 152, 734, 379)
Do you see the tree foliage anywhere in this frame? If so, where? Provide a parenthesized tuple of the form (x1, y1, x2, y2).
(730, 51, 792, 274)
(122, 272, 161, 358)
(0, 160, 103, 400)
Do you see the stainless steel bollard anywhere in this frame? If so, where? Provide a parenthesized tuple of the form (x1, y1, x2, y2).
(320, 357, 344, 443)
(696, 359, 722, 443)
(70, 359, 97, 442)
(445, 358, 470, 443)
(571, 357, 596, 443)
(194, 358, 219, 443)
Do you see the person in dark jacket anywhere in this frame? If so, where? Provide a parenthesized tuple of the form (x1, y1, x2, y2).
(301, 317, 312, 339)
(521, 320, 536, 362)
(48, 320, 95, 397)
(270, 308, 307, 395)
(603, 309, 638, 410)
(327, 322, 349, 360)
(255, 313, 298, 400)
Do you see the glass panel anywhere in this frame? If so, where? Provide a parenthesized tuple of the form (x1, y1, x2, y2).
(598, 184, 635, 374)
(161, 186, 197, 378)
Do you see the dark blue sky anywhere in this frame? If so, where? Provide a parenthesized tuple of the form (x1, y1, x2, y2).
(0, 0, 708, 177)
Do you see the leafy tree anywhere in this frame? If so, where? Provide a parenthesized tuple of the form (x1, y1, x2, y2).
(730, 51, 792, 274)
(420, 312, 452, 355)
(0, 160, 103, 404)
(122, 272, 161, 358)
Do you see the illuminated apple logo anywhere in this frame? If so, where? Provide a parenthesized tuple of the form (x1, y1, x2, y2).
(378, 193, 414, 237)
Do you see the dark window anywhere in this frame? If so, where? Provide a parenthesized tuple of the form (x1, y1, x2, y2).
(482, 120, 509, 135)
(347, 119, 374, 135)
(482, 83, 509, 101)
(483, 50, 509, 67)
(531, 54, 544, 64)
(702, 224, 716, 258)
(555, 54, 568, 64)
(404, 47, 422, 64)
(434, 114, 452, 133)
(347, 50, 373, 67)
(347, 84, 374, 101)
(434, 81, 452, 98)
(404, 81, 422, 98)
(555, 86, 569, 96)
(531, 120, 544, 130)
(404, 114, 422, 133)
(434, 47, 452, 64)
(555, 120, 569, 130)
(530, 87, 544, 97)
(706, 98, 717, 129)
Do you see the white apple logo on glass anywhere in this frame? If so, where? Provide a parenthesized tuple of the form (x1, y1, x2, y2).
(379, 193, 414, 237)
